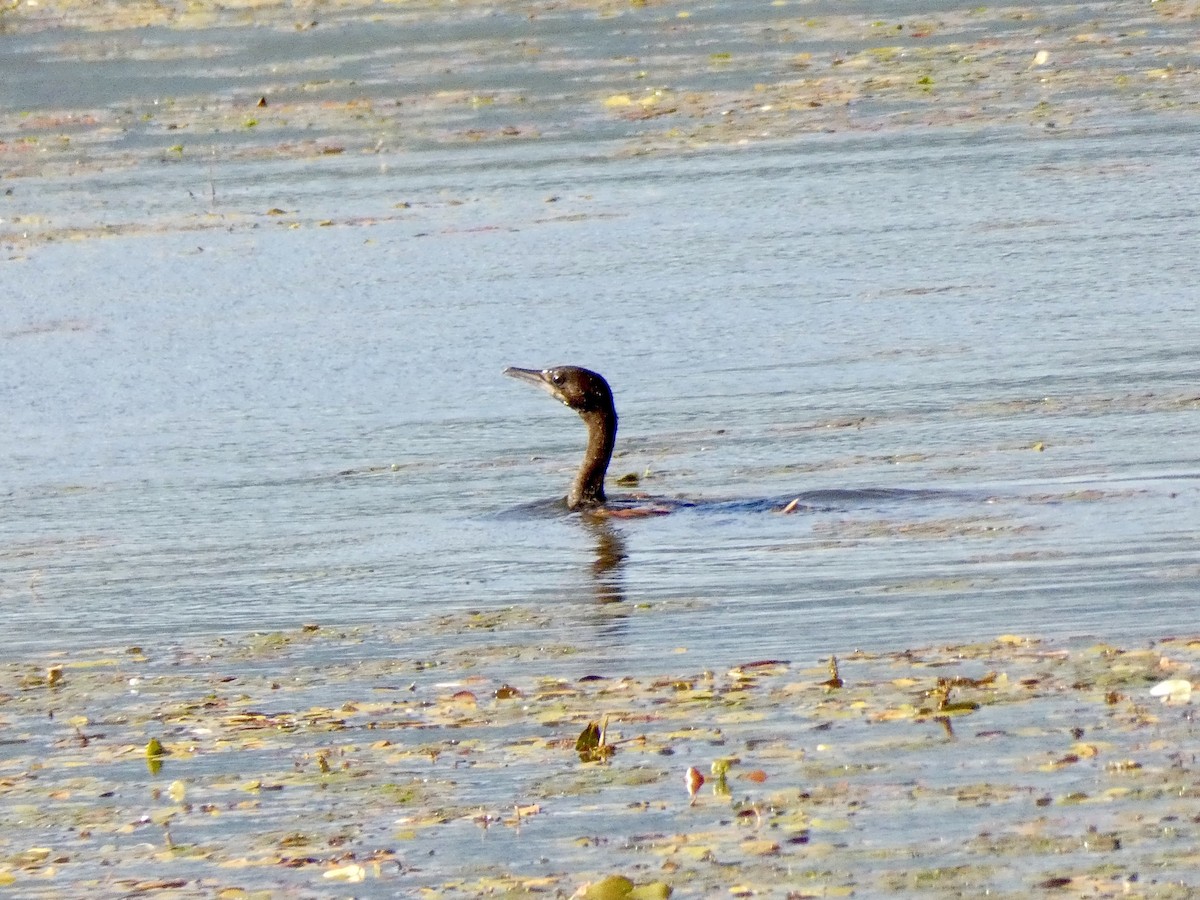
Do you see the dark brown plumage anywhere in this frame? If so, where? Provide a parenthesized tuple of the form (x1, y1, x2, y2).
(504, 366, 618, 510)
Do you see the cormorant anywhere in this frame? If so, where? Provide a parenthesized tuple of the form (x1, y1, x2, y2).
(504, 365, 936, 516)
(504, 366, 617, 510)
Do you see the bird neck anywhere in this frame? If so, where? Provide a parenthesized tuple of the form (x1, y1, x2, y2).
(569, 406, 617, 510)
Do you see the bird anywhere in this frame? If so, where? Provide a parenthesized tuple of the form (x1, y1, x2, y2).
(504, 366, 618, 511)
(504, 365, 934, 516)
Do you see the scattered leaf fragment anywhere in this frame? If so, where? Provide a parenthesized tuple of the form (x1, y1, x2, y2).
(1149, 678, 1192, 704)
(740, 838, 780, 856)
(1106, 759, 1142, 772)
(323, 863, 365, 882)
(14, 848, 51, 867)
(710, 758, 735, 777)
(581, 874, 634, 900)
(628, 883, 672, 900)
(1037, 876, 1073, 889)
(685, 766, 704, 804)
(732, 659, 790, 676)
(580, 875, 670, 900)
(576, 717, 614, 762)
(996, 634, 1035, 645)
(824, 655, 843, 688)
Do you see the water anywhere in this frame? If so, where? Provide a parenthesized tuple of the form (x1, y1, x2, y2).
(3, 116, 1197, 670)
(4, 9, 1200, 897)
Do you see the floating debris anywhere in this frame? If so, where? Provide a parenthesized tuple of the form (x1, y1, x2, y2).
(2, 626, 1195, 893)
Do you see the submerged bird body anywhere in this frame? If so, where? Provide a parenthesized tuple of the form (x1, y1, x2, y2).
(504, 366, 618, 510)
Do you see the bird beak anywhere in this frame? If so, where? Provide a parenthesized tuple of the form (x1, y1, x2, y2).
(505, 366, 571, 406)
(503, 366, 545, 386)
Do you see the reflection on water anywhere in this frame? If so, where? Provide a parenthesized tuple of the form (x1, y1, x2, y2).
(586, 519, 627, 607)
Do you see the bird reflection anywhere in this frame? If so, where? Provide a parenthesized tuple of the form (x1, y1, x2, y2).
(585, 516, 628, 606)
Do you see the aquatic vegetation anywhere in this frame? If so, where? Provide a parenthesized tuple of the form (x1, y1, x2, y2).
(3, 0, 1200, 250)
(3, 621, 1200, 894)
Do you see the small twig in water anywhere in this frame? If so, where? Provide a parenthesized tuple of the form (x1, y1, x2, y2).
(207, 149, 217, 212)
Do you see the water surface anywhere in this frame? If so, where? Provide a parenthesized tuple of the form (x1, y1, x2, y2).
(3, 122, 1197, 671)
(2, 0, 1199, 672)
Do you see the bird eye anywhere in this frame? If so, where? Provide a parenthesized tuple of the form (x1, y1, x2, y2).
(550, 370, 565, 385)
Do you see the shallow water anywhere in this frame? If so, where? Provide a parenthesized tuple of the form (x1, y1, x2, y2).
(3, 3, 1200, 895)
(3, 119, 1198, 671)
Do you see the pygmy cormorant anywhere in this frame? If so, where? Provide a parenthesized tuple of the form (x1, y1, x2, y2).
(504, 366, 617, 510)
(504, 365, 937, 516)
